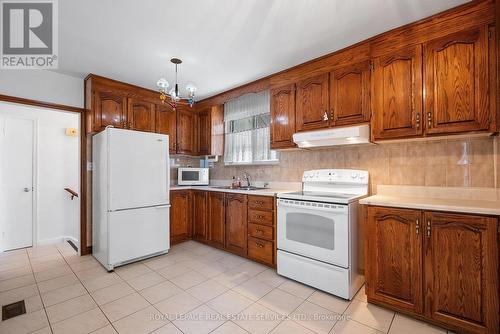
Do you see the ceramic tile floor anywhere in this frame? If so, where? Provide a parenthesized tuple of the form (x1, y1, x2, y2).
(0, 240, 453, 334)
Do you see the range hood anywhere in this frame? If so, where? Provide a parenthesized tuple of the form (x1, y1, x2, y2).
(293, 124, 371, 148)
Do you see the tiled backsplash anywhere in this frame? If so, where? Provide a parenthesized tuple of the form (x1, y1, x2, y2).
(209, 136, 500, 193)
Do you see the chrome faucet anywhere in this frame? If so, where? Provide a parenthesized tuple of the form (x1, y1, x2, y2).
(242, 172, 251, 187)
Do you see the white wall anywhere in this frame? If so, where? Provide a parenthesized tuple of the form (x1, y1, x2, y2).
(0, 101, 80, 247)
(0, 70, 84, 108)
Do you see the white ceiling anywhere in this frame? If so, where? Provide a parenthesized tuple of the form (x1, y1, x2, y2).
(58, 0, 470, 100)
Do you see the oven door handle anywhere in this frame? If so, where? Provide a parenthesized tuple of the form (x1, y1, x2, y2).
(278, 199, 349, 214)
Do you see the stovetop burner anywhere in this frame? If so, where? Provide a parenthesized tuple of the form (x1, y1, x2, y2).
(277, 169, 369, 204)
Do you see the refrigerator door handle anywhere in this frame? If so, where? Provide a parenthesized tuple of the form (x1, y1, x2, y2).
(155, 205, 171, 209)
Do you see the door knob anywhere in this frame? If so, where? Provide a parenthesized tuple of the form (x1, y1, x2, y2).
(23, 187, 30, 192)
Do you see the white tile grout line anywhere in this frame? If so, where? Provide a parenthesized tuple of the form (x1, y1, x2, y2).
(8, 242, 447, 334)
(25, 247, 54, 334)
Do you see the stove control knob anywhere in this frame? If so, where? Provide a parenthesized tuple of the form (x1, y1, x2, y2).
(351, 172, 358, 179)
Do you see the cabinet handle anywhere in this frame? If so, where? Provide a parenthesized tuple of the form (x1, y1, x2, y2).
(427, 111, 432, 128)
(416, 218, 419, 235)
(416, 113, 420, 129)
(255, 201, 264, 205)
(323, 111, 329, 121)
(256, 242, 264, 248)
(256, 229, 263, 234)
(256, 215, 265, 219)
(330, 109, 334, 120)
(426, 221, 431, 238)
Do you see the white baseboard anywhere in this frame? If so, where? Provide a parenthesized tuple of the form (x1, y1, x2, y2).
(37, 236, 79, 247)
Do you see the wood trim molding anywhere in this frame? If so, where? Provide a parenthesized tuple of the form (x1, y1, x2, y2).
(0, 94, 90, 255)
(496, 0, 500, 131)
(0, 94, 84, 113)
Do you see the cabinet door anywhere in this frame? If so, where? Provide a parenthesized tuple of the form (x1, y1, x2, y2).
(295, 73, 330, 131)
(94, 91, 127, 132)
(372, 46, 423, 140)
(155, 104, 177, 154)
(170, 191, 192, 244)
(330, 61, 371, 126)
(366, 206, 423, 314)
(270, 84, 296, 149)
(196, 111, 211, 156)
(424, 212, 499, 333)
(424, 27, 490, 135)
(208, 192, 225, 248)
(127, 98, 155, 132)
(176, 107, 196, 155)
(192, 191, 208, 241)
(225, 193, 248, 256)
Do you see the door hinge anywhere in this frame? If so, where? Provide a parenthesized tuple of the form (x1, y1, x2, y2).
(426, 221, 431, 237)
(416, 218, 420, 235)
(488, 30, 492, 40)
(369, 63, 374, 70)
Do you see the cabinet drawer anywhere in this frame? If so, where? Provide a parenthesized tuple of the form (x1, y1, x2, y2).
(248, 196, 274, 211)
(248, 223, 273, 241)
(248, 237, 274, 266)
(248, 209, 274, 226)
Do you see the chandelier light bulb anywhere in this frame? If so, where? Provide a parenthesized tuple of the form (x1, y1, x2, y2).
(157, 78, 169, 89)
(185, 82, 197, 93)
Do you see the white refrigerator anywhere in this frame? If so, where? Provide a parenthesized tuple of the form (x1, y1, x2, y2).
(92, 128, 170, 271)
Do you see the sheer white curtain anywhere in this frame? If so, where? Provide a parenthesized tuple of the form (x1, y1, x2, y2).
(224, 91, 279, 165)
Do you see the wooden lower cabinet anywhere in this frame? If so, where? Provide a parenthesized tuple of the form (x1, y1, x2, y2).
(170, 190, 192, 244)
(208, 192, 225, 248)
(366, 206, 423, 314)
(366, 206, 499, 334)
(192, 190, 208, 241)
(423, 211, 499, 333)
(225, 194, 248, 256)
(170, 190, 276, 267)
(247, 195, 276, 267)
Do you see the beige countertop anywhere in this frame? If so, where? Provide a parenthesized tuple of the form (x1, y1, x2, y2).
(359, 185, 500, 216)
(170, 185, 297, 197)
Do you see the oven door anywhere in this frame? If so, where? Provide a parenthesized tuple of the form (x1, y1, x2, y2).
(277, 198, 349, 268)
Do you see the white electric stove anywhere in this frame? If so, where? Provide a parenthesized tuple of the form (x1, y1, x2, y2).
(276, 169, 369, 300)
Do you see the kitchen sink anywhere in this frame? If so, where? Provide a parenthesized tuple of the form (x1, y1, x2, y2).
(212, 186, 267, 191)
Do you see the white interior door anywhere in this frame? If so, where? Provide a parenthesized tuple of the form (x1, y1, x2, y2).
(0, 117, 34, 251)
(108, 129, 169, 211)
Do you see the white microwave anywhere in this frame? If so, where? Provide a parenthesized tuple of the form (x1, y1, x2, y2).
(177, 167, 209, 186)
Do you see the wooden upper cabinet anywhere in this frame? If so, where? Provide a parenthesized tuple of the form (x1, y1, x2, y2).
(270, 84, 296, 149)
(372, 45, 423, 140)
(424, 27, 491, 134)
(127, 98, 155, 132)
(366, 206, 423, 314)
(94, 90, 127, 132)
(295, 73, 330, 131)
(176, 107, 196, 155)
(196, 110, 211, 156)
(423, 212, 499, 333)
(192, 191, 208, 241)
(330, 61, 371, 126)
(155, 104, 177, 153)
(170, 190, 192, 244)
(208, 192, 225, 248)
(225, 194, 248, 256)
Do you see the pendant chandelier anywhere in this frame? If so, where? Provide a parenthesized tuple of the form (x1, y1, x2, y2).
(156, 58, 197, 110)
